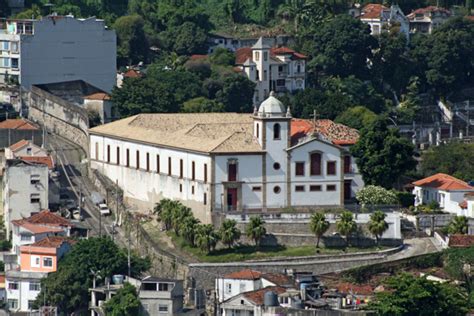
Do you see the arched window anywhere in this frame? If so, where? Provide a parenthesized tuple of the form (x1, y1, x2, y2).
(310, 152, 322, 176)
(256, 123, 259, 138)
(273, 123, 281, 140)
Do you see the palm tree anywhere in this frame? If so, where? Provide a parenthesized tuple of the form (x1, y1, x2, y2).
(195, 224, 220, 253)
(336, 211, 357, 248)
(154, 199, 179, 231)
(218, 219, 241, 249)
(277, 0, 307, 32)
(179, 216, 200, 246)
(368, 210, 389, 246)
(309, 212, 330, 248)
(246, 216, 267, 247)
(171, 205, 192, 235)
(448, 216, 469, 235)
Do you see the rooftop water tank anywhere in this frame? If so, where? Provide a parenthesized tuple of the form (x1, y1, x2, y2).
(112, 274, 124, 285)
(264, 291, 280, 307)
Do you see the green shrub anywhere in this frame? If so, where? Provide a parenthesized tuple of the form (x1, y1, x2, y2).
(0, 239, 11, 251)
(396, 191, 415, 208)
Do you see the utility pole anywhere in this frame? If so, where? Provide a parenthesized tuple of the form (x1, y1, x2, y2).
(99, 211, 102, 237)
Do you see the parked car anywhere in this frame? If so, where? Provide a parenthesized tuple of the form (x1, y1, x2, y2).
(98, 203, 111, 216)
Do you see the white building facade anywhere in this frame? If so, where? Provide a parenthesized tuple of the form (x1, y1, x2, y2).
(236, 38, 306, 105)
(90, 94, 363, 223)
(0, 15, 116, 92)
(359, 4, 410, 38)
(3, 159, 49, 237)
(407, 6, 451, 34)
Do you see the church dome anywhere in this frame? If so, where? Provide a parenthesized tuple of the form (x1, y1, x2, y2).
(258, 91, 285, 116)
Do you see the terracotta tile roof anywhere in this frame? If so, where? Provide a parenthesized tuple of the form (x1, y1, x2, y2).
(28, 236, 75, 248)
(9, 139, 30, 152)
(224, 269, 262, 280)
(84, 92, 111, 101)
(448, 235, 474, 248)
(336, 282, 374, 296)
(0, 275, 5, 284)
(90, 113, 263, 154)
(466, 16, 474, 21)
(123, 69, 142, 78)
(0, 119, 38, 130)
(291, 119, 359, 146)
(19, 155, 54, 169)
(11, 220, 64, 234)
(261, 273, 294, 287)
(27, 210, 73, 227)
(412, 173, 473, 191)
(360, 4, 388, 19)
(243, 286, 287, 305)
(190, 54, 208, 60)
(235, 46, 306, 65)
(408, 6, 450, 19)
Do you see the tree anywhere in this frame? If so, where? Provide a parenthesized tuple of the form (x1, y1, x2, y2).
(103, 282, 140, 316)
(36, 237, 150, 313)
(351, 117, 416, 189)
(420, 143, 474, 182)
(114, 15, 149, 67)
(154, 199, 180, 231)
(448, 216, 469, 235)
(335, 106, 378, 130)
(355, 185, 399, 208)
(336, 211, 356, 247)
(182, 97, 225, 113)
(171, 205, 192, 235)
(368, 273, 469, 316)
(179, 215, 200, 246)
(215, 74, 256, 113)
(246, 216, 267, 247)
(161, 21, 208, 56)
(195, 224, 219, 253)
(307, 14, 377, 80)
(218, 219, 241, 249)
(368, 211, 389, 246)
(277, 0, 308, 32)
(87, 109, 102, 128)
(309, 213, 330, 248)
(210, 48, 235, 66)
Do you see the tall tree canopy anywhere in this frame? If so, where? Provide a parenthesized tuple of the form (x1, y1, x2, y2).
(351, 118, 416, 188)
(114, 15, 149, 67)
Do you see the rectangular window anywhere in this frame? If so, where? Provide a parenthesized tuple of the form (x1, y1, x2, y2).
(156, 155, 160, 173)
(191, 186, 195, 195)
(158, 283, 169, 291)
(203, 193, 207, 205)
(226, 283, 232, 294)
(228, 164, 237, 181)
(95, 142, 99, 160)
(7, 299, 18, 309)
(28, 300, 35, 310)
(30, 174, 40, 185)
(263, 52, 268, 61)
(327, 185, 336, 191)
(263, 70, 267, 81)
(180, 159, 184, 179)
(8, 282, 18, 290)
(295, 162, 305, 176)
(310, 153, 322, 176)
(276, 79, 286, 86)
(43, 257, 53, 267)
(0, 41, 9, 51)
(136, 151, 140, 169)
(179, 184, 182, 193)
(126, 149, 130, 167)
(21, 234, 31, 241)
(255, 51, 260, 61)
(192, 161, 195, 180)
(29, 282, 40, 291)
(204, 163, 208, 183)
(158, 305, 168, 313)
(0, 57, 10, 68)
(116, 147, 120, 165)
(31, 256, 40, 267)
(11, 41, 18, 53)
(310, 185, 322, 192)
(107, 145, 110, 163)
(344, 156, 351, 174)
(30, 193, 40, 204)
(11, 58, 18, 69)
(295, 185, 305, 192)
(168, 157, 172, 176)
(146, 152, 150, 172)
(252, 186, 262, 192)
(327, 161, 336, 175)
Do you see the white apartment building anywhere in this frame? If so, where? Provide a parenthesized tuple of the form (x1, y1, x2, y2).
(89, 93, 363, 223)
(0, 15, 116, 92)
(3, 159, 49, 237)
(359, 4, 410, 38)
(235, 37, 306, 105)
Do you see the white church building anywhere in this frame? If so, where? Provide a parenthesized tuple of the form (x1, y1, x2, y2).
(89, 94, 363, 223)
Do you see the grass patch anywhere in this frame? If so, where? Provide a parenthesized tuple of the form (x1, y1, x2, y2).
(167, 232, 389, 263)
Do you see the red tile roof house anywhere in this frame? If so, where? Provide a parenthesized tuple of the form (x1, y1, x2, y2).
(412, 173, 474, 216)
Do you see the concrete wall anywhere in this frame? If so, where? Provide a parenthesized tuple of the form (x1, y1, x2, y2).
(27, 85, 89, 156)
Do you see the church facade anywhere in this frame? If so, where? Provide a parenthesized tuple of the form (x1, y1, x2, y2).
(89, 94, 363, 223)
